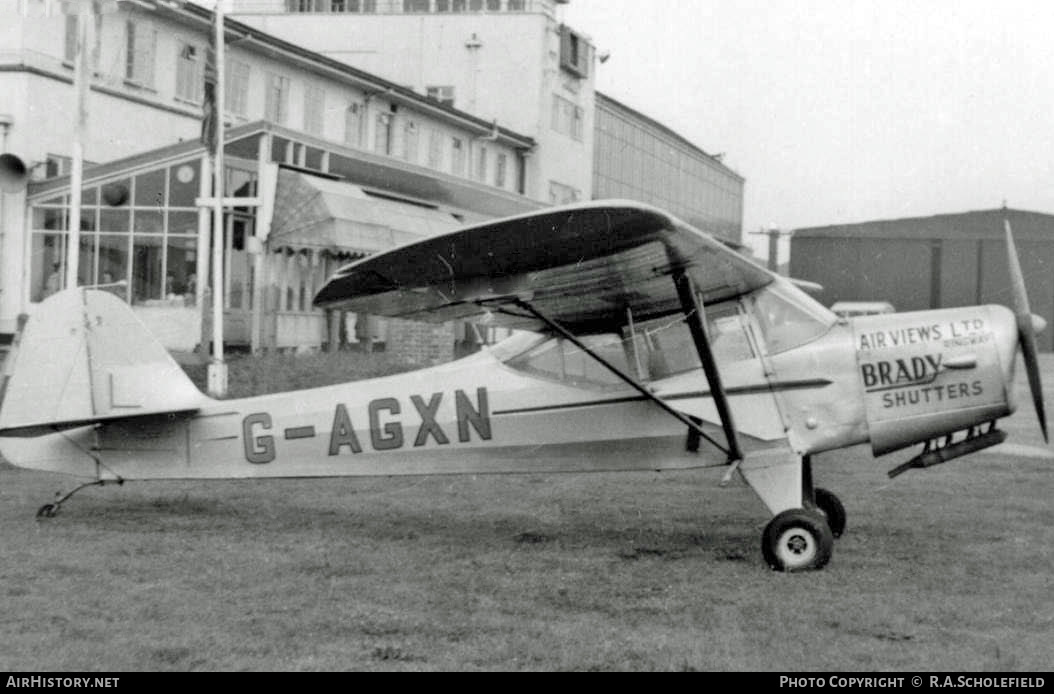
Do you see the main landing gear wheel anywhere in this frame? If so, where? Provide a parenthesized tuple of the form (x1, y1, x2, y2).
(812, 487, 846, 539)
(762, 509, 834, 572)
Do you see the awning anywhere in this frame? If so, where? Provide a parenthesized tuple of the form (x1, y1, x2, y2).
(267, 168, 464, 255)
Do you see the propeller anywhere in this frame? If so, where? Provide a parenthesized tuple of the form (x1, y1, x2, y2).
(1004, 218, 1048, 443)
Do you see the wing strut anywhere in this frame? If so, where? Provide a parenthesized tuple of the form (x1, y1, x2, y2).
(507, 298, 733, 460)
(672, 270, 744, 464)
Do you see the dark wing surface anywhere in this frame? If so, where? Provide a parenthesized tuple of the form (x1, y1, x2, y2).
(313, 201, 774, 333)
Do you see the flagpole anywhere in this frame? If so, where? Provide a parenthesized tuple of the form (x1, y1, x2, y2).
(207, 0, 228, 397)
(66, 0, 91, 290)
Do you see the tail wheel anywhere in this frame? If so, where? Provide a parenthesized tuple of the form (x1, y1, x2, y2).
(813, 487, 847, 539)
(762, 509, 834, 572)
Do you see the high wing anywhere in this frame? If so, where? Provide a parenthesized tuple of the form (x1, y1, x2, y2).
(313, 200, 775, 333)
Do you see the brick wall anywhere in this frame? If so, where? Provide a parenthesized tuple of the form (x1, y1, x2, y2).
(386, 318, 456, 366)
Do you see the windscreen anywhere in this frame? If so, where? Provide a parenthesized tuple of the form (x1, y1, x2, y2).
(750, 280, 837, 354)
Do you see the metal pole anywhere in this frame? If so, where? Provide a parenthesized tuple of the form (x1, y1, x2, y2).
(66, 0, 91, 289)
(207, 1, 228, 396)
(767, 230, 779, 273)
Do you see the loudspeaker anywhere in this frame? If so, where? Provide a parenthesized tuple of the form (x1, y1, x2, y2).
(0, 153, 27, 193)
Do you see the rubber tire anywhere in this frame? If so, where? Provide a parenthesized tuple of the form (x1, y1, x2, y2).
(761, 508, 834, 572)
(36, 503, 57, 519)
(813, 487, 846, 539)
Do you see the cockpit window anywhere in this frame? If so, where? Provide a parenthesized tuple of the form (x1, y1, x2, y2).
(632, 300, 755, 380)
(504, 334, 632, 390)
(501, 299, 759, 388)
(751, 280, 837, 354)
(498, 294, 798, 388)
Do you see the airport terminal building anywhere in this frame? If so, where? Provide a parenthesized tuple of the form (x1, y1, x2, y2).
(0, 0, 746, 358)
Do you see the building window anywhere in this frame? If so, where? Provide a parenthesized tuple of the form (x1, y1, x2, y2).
(403, 120, 419, 163)
(304, 84, 325, 136)
(551, 94, 584, 140)
(451, 137, 465, 176)
(426, 86, 455, 108)
(226, 59, 251, 116)
(65, 12, 102, 67)
(175, 42, 203, 103)
(495, 152, 507, 188)
(375, 112, 392, 155)
(507, 0, 525, 9)
(125, 21, 157, 87)
(29, 165, 206, 307)
(64, 14, 77, 63)
(403, 0, 429, 10)
(559, 24, 589, 79)
(427, 129, 443, 169)
(314, 0, 377, 11)
(476, 145, 487, 182)
(265, 73, 291, 125)
(284, 0, 378, 10)
(44, 154, 72, 179)
(487, 0, 501, 9)
(549, 181, 580, 205)
(344, 102, 363, 147)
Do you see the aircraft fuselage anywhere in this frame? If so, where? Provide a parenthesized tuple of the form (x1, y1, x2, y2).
(0, 304, 1019, 485)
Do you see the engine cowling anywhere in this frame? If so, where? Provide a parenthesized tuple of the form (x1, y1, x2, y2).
(851, 305, 1018, 456)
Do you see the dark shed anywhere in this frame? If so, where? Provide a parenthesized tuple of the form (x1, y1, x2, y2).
(791, 208, 1054, 350)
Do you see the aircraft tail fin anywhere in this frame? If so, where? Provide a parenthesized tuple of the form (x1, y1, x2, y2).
(0, 288, 209, 437)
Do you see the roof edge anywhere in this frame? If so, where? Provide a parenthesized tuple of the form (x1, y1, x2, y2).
(136, 1, 535, 148)
(596, 91, 743, 181)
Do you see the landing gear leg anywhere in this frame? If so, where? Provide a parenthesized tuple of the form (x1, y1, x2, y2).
(802, 454, 847, 539)
(36, 478, 122, 519)
(812, 487, 846, 539)
(741, 451, 836, 571)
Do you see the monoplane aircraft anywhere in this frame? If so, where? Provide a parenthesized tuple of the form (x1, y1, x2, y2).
(0, 201, 1046, 571)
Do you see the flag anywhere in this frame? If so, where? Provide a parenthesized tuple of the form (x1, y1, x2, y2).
(200, 12, 218, 152)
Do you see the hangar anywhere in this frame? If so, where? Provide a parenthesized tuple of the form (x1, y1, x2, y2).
(790, 208, 1054, 351)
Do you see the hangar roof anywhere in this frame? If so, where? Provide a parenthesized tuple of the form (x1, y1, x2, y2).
(794, 208, 1054, 241)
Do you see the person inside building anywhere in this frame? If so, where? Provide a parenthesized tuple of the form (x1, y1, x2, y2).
(99, 271, 126, 301)
(43, 263, 62, 298)
(185, 274, 197, 306)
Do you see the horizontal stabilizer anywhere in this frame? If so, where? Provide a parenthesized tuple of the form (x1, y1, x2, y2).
(0, 289, 208, 437)
(0, 409, 200, 438)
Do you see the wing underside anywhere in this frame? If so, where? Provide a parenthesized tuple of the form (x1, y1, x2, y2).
(313, 201, 774, 332)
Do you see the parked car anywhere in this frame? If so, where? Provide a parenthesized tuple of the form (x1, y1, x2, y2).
(830, 301, 896, 318)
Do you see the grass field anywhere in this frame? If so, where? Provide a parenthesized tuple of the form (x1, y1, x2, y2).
(0, 351, 1052, 671)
